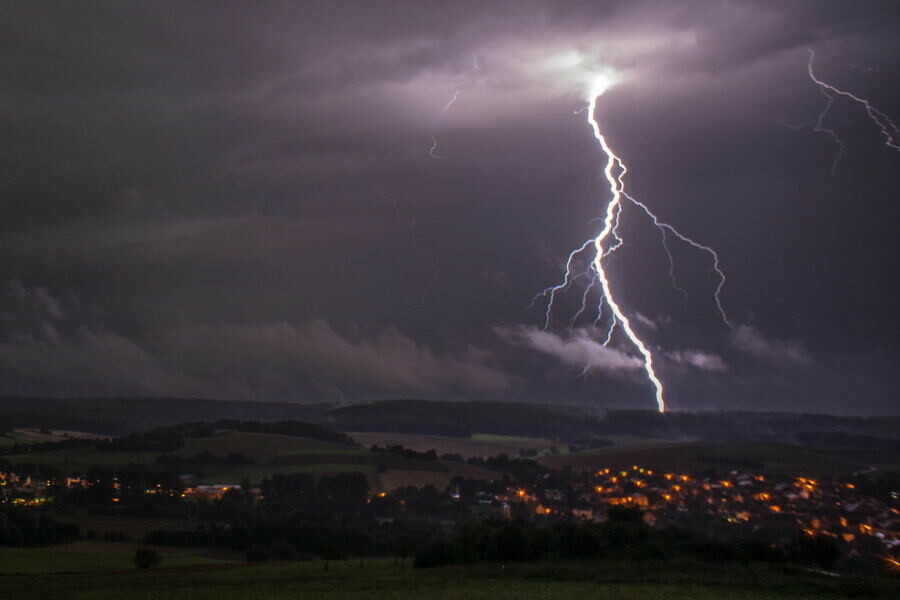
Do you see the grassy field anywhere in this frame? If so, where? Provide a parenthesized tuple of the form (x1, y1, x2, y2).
(180, 432, 366, 462)
(0, 542, 229, 575)
(350, 432, 558, 458)
(2, 447, 160, 469)
(0, 554, 896, 600)
(538, 441, 891, 477)
(195, 462, 380, 485)
(0, 428, 104, 447)
(350, 431, 668, 460)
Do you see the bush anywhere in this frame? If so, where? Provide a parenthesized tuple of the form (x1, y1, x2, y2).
(133, 547, 161, 569)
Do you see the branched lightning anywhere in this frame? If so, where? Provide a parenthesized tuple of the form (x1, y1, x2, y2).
(585, 85, 666, 412)
(533, 48, 895, 411)
(806, 48, 900, 173)
(528, 238, 594, 329)
(623, 193, 732, 330)
(536, 78, 734, 413)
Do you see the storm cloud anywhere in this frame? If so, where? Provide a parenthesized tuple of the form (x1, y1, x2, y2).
(0, 1, 897, 413)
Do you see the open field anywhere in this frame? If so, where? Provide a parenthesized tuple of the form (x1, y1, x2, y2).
(376, 461, 499, 491)
(0, 542, 230, 575)
(350, 432, 557, 458)
(2, 447, 160, 469)
(53, 515, 197, 539)
(14, 428, 105, 442)
(195, 462, 380, 485)
(538, 441, 896, 477)
(1, 428, 103, 446)
(0, 555, 896, 600)
(179, 431, 365, 462)
(376, 469, 456, 491)
(350, 431, 668, 460)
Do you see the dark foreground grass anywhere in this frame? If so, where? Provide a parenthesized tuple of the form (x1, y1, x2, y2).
(0, 555, 897, 600)
(0, 544, 224, 575)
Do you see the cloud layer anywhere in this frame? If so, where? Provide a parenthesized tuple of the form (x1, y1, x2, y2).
(495, 325, 643, 373)
(0, 316, 509, 401)
(732, 325, 812, 366)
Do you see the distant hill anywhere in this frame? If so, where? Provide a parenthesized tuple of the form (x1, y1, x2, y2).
(2, 396, 898, 445)
(326, 399, 598, 438)
(0, 397, 333, 435)
(594, 410, 900, 443)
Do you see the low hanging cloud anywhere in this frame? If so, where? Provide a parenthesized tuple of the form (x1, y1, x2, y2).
(494, 324, 644, 373)
(732, 325, 812, 366)
(633, 313, 659, 331)
(156, 320, 510, 398)
(667, 349, 728, 372)
(0, 319, 510, 401)
(0, 327, 188, 398)
(3, 278, 67, 321)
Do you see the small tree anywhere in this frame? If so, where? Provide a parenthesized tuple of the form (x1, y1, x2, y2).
(133, 547, 161, 569)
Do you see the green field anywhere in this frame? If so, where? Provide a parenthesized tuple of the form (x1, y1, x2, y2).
(2, 447, 160, 469)
(0, 542, 227, 575)
(0, 554, 896, 600)
(180, 432, 366, 461)
(350, 431, 558, 458)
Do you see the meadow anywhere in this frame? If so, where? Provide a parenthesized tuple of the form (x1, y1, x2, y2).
(349, 431, 667, 459)
(0, 552, 896, 600)
(0, 542, 226, 575)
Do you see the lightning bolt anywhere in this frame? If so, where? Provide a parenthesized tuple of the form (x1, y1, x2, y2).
(585, 84, 666, 412)
(536, 77, 734, 413)
(429, 89, 460, 158)
(806, 48, 900, 172)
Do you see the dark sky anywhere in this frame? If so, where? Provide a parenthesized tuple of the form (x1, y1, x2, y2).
(1, 1, 898, 414)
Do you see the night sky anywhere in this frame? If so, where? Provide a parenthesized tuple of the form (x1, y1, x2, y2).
(1, 1, 898, 414)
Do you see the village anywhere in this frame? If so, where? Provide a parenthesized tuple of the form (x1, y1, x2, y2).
(2, 460, 897, 568)
(450, 465, 900, 565)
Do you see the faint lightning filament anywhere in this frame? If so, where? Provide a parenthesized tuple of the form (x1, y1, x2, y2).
(806, 48, 900, 172)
